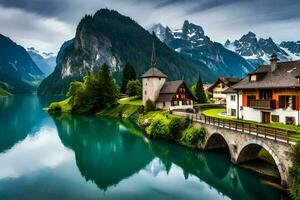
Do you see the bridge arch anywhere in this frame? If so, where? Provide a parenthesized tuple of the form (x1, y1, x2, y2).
(204, 132, 234, 159)
(236, 140, 287, 186)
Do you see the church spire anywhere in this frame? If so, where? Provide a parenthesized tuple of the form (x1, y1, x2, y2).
(150, 40, 157, 68)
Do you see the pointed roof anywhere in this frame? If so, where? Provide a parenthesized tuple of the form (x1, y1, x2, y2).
(150, 40, 157, 67)
(141, 67, 168, 78)
(141, 40, 167, 78)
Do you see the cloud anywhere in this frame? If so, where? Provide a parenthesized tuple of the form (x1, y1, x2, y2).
(0, 6, 74, 53)
(0, 0, 300, 53)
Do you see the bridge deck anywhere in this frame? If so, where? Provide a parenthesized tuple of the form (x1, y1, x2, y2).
(173, 111, 296, 145)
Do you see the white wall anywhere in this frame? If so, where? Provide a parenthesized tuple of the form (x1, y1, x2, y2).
(226, 93, 238, 117)
(242, 107, 299, 125)
(142, 77, 166, 105)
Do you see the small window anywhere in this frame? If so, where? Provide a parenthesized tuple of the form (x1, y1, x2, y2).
(250, 75, 257, 81)
(279, 96, 296, 110)
(286, 117, 295, 125)
(271, 115, 279, 122)
(230, 95, 236, 102)
(144, 90, 147, 95)
(181, 94, 185, 99)
(163, 101, 165, 107)
(173, 101, 178, 106)
(230, 109, 236, 116)
(247, 95, 256, 106)
(176, 94, 179, 98)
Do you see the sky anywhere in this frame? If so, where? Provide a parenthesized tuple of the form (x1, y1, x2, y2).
(1, 0, 300, 54)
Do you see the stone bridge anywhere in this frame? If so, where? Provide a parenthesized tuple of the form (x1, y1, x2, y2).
(173, 111, 293, 187)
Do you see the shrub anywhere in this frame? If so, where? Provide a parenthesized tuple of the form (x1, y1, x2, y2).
(169, 117, 191, 139)
(49, 102, 62, 112)
(145, 99, 156, 112)
(290, 142, 300, 199)
(126, 80, 142, 98)
(146, 114, 170, 138)
(180, 125, 206, 147)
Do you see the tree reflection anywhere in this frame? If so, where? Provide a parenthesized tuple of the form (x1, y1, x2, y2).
(51, 114, 154, 190)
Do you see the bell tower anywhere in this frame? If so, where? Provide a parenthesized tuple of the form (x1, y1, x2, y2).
(141, 41, 167, 106)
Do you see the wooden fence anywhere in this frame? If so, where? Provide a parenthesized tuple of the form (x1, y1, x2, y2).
(173, 111, 294, 145)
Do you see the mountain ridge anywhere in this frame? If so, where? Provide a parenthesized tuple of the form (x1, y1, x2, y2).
(149, 21, 255, 77)
(38, 9, 216, 96)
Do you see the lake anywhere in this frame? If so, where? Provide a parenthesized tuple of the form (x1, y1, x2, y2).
(0, 95, 287, 200)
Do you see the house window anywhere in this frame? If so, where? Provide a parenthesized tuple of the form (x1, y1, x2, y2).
(173, 101, 178, 106)
(176, 94, 179, 98)
(271, 115, 279, 122)
(144, 90, 147, 95)
(286, 117, 295, 125)
(259, 89, 272, 100)
(250, 75, 257, 81)
(163, 101, 165, 107)
(279, 96, 296, 110)
(230, 109, 236, 116)
(159, 78, 161, 80)
(230, 95, 236, 102)
(247, 95, 256, 106)
(183, 88, 186, 93)
(181, 94, 185, 99)
(186, 100, 190, 105)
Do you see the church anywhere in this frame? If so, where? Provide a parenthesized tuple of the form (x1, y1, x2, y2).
(141, 43, 195, 111)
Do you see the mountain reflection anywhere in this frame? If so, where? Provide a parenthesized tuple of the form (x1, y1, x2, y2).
(51, 114, 154, 190)
(0, 96, 46, 153)
(51, 113, 283, 199)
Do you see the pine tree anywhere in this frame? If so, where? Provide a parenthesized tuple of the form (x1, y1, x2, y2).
(195, 75, 207, 104)
(121, 63, 136, 93)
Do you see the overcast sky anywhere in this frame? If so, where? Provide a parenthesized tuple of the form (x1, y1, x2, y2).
(1, 0, 300, 54)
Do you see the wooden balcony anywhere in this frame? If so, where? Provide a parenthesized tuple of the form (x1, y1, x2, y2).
(249, 99, 276, 110)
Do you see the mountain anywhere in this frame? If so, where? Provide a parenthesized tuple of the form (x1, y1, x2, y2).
(27, 47, 56, 76)
(0, 34, 45, 94)
(279, 41, 300, 60)
(38, 9, 215, 96)
(224, 32, 295, 67)
(149, 21, 255, 78)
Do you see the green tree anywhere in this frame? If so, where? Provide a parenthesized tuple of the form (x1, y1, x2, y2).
(126, 80, 142, 98)
(67, 81, 85, 107)
(195, 75, 207, 104)
(64, 64, 119, 113)
(121, 63, 136, 93)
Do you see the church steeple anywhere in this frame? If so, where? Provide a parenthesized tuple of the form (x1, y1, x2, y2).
(150, 40, 157, 68)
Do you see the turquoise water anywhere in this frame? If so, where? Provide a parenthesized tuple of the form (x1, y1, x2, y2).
(0, 95, 286, 200)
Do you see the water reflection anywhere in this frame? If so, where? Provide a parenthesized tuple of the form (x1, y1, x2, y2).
(51, 113, 284, 200)
(51, 114, 154, 190)
(0, 95, 64, 153)
(0, 95, 285, 199)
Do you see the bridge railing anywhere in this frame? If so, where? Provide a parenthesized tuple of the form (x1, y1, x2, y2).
(182, 113, 295, 145)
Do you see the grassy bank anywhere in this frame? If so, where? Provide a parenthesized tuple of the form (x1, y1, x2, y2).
(138, 111, 206, 148)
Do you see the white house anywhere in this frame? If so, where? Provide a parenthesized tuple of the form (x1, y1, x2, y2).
(224, 53, 300, 125)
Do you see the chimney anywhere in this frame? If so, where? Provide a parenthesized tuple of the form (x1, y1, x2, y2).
(270, 53, 279, 72)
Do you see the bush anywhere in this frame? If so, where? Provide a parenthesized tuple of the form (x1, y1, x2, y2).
(48, 102, 62, 112)
(290, 142, 300, 199)
(169, 117, 191, 139)
(146, 114, 170, 138)
(145, 99, 156, 112)
(180, 125, 206, 147)
(126, 80, 142, 98)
